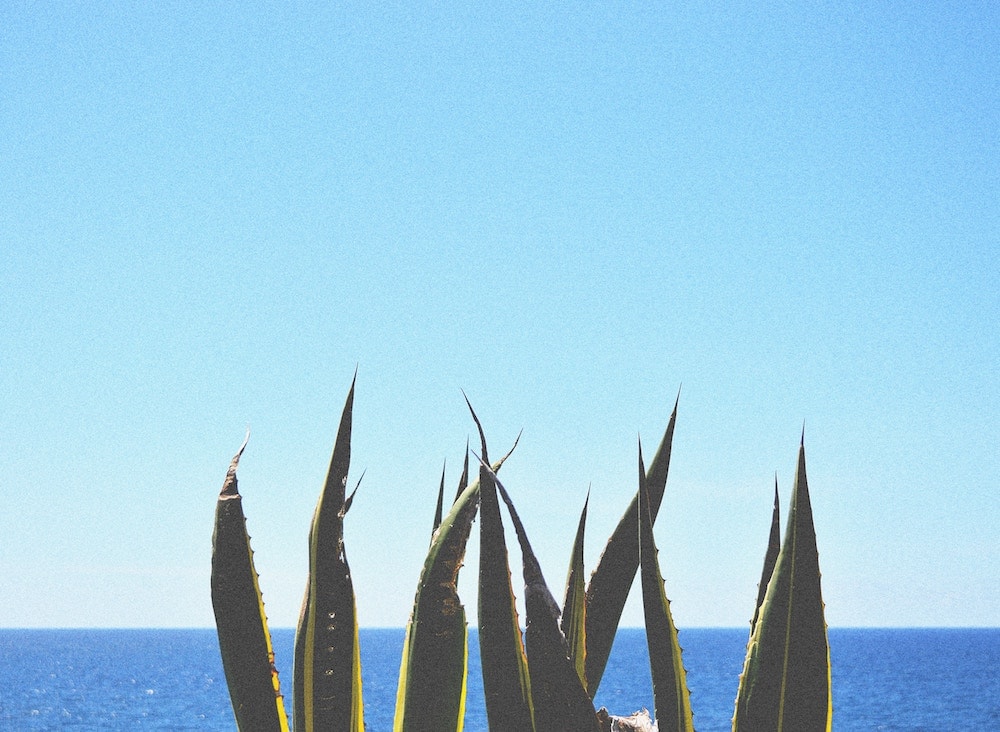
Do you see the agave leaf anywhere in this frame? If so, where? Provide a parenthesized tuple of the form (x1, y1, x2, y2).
(394, 472, 481, 731)
(211, 434, 290, 732)
(750, 478, 781, 633)
(294, 379, 364, 732)
(585, 394, 679, 696)
(733, 439, 832, 731)
(482, 460, 601, 732)
(637, 442, 694, 732)
(433, 461, 447, 536)
(454, 439, 470, 504)
(467, 397, 535, 730)
(343, 472, 363, 516)
(561, 491, 589, 687)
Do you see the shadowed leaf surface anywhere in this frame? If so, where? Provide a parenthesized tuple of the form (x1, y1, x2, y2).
(487, 464, 600, 732)
(585, 395, 679, 696)
(294, 379, 364, 732)
(432, 461, 447, 536)
(393, 470, 480, 731)
(751, 479, 781, 634)
(562, 492, 589, 687)
(469, 398, 534, 731)
(454, 441, 470, 504)
(733, 441, 831, 731)
(637, 443, 694, 732)
(211, 435, 290, 732)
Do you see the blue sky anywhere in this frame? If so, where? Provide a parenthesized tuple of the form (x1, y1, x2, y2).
(1, 2, 997, 629)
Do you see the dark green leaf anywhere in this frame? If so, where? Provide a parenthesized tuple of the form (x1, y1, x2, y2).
(432, 461, 447, 536)
(394, 472, 480, 731)
(211, 434, 290, 732)
(750, 478, 781, 633)
(733, 440, 832, 731)
(585, 394, 679, 696)
(637, 442, 694, 732)
(487, 464, 600, 732)
(562, 491, 589, 687)
(468, 397, 534, 730)
(454, 440, 470, 504)
(294, 378, 364, 732)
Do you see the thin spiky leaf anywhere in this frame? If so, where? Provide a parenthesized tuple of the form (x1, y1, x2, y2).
(733, 441, 832, 731)
(585, 394, 679, 695)
(395, 435, 520, 732)
(751, 478, 781, 633)
(211, 435, 290, 732)
(394, 475, 480, 731)
(562, 491, 589, 687)
(484, 461, 600, 732)
(467, 397, 534, 730)
(433, 461, 447, 535)
(637, 442, 694, 732)
(454, 439, 470, 504)
(343, 472, 363, 516)
(294, 379, 364, 732)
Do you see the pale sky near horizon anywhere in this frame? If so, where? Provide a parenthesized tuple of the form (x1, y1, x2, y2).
(2, 2, 997, 629)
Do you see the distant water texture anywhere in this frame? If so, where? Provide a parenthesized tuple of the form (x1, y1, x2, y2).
(1, 627, 997, 730)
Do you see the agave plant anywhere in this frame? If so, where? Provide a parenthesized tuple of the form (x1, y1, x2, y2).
(210, 378, 832, 731)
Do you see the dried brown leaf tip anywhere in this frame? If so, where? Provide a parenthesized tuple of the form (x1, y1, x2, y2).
(221, 429, 250, 498)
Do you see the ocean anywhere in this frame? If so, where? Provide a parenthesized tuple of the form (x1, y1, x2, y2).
(1, 627, 997, 730)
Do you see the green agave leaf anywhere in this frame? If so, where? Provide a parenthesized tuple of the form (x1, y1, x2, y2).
(733, 439, 832, 732)
(637, 442, 694, 732)
(561, 491, 589, 687)
(211, 434, 290, 732)
(294, 378, 364, 732)
(393, 467, 481, 731)
(585, 394, 679, 696)
(454, 439, 470, 504)
(432, 461, 447, 536)
(487, 463, 601, 732)
(395, 435, 519, 732)
(750, 478, 781, 634)
(468, 397, 535, 731)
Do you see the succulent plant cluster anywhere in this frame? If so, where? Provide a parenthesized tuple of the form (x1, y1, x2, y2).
(211, 377, 831, 731)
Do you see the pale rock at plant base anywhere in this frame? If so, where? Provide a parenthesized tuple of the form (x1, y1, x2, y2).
(597, 707, 657, 732)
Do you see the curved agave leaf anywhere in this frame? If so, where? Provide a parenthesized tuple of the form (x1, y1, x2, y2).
(394, 470, 480, 731)
(561, 491, 589, 687)
(294, 379, 364, 732)
(211, 434, 290, 732)
(468, 397, 534, 730)
(733, 439, 832, 731)
(637, 442, 694, 732)
(585, 394, 679, 696)
(750, 478, 781, 633)
(485, 462, 601, 732)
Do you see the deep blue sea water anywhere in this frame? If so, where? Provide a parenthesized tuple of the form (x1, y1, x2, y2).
(1, 628, 997, 730)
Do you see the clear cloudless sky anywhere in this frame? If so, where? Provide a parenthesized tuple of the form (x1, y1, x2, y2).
(1, 2, 997, 629)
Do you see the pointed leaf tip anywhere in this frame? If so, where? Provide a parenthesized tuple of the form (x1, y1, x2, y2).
(638, 432, 694, 731)
(463, 391, 489, 465)
(585, 408, 679, 697)
(343, 471, 364, 516)
(483, 460, 600, 732)
(734, 442, 830, 730)
(433, 461, 447, 534)
(221, 430, 251, 497)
